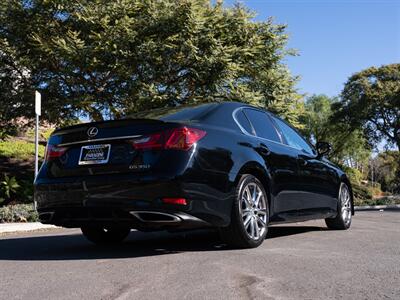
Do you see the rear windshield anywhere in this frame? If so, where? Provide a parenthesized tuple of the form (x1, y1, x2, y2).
(127, 103, 217, 122)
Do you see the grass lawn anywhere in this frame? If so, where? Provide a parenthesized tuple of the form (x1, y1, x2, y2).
(0, 140, 45, 160)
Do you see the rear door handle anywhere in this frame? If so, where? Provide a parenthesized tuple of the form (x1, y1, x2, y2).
(258, 143, 270, 156)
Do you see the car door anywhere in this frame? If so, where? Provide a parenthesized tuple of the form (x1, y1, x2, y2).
(241, 108, 302, 221)
(270, 116, 338, 216)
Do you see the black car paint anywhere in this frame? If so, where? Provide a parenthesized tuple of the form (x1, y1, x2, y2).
(34, 102, 353, 230)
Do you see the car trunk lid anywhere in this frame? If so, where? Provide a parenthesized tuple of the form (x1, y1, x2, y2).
(45, 119, 180, 178)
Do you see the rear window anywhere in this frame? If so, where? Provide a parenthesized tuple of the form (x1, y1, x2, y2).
(127, 103, 217, 122)
(243, 109, 281, 143)
(235, 110, 254, 134)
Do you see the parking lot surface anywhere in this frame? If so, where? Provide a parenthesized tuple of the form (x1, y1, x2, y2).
(0, 211, 399, 299)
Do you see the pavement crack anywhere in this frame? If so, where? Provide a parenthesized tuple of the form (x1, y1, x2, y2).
(237, 273, 277, 300)
(102, 283, 140, 300)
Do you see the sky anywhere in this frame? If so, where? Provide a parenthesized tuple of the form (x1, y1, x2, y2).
(224, 0, 400, 97)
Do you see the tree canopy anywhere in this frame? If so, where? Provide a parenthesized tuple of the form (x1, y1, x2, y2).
(371, 151, 400, 193)
(302, 94, 371, 168)
(0, 0, 301, 128)
(332, 63, 400, 150)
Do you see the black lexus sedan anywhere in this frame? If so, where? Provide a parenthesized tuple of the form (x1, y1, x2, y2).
(34, 102, 353, 248)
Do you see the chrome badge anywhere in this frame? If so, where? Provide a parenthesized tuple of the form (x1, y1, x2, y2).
(87, 127, 99, 138)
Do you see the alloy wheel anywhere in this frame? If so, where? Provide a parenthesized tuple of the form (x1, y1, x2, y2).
(239, 181, 268, 240)
(340, 184, 352, 224)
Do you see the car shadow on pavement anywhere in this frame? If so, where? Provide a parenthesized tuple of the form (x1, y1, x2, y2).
(0, 225, 327, 261)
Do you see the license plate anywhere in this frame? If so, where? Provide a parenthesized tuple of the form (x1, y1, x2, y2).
(78, 144, 111, 165)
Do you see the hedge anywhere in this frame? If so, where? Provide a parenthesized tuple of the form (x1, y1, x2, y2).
(0, 204, 38, 223)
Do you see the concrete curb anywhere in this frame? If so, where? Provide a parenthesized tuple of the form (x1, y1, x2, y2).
(355, 204, 400, 211)
(0, 222, 59, 235)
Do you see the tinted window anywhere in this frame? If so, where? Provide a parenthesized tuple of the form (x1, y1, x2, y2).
(235, 110, 254, 134)
(127, 103, 217, 121)
(272, 117, 314, 154)
(244, 109, 281, 142)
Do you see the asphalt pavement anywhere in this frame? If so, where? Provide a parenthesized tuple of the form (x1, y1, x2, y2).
(0, 211, 399, 300)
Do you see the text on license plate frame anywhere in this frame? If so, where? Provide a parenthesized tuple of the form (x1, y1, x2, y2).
(78, 144, 111, 165)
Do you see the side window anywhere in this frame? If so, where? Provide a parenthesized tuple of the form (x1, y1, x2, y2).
(243, 109, 281, 143)
(272, 117, 314, 154)
(235, 110, 254, 134)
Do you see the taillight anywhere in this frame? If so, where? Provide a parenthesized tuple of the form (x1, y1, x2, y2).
(165, 127, 206, 150)
(130, 133, 164, 150)
(131, 127, 206, 151)
(45, 145, 67, 161)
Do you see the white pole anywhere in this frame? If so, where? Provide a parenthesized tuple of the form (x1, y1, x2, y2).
(35, 113, 39, 177)
(34, 91, 41, 179)
(34, 91, 41, 211)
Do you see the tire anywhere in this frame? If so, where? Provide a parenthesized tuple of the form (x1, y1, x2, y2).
(220, 174, 269, 248)
(325, 182, 352, 230)
(81, 226, 131, 245)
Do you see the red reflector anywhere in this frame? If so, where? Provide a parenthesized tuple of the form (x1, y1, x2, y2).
(162, 198, 187, 205)
(45, 145, 67, 161)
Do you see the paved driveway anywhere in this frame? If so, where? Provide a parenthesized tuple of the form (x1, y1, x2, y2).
(0, 211, 399, 299)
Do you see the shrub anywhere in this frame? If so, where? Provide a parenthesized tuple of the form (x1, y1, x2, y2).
(373, 196, 400, 205)
(25, 127, 54, 141)
(0, 126, 18, 141)
(343, 167, 363, 184)
(0, 175, 20, 205)
(364, 182, 382, 196)
(0, 204, 38, 223)
(352, 183, 373, 204)
(18, 179, 34, 203)
(354, 195, 400, 206)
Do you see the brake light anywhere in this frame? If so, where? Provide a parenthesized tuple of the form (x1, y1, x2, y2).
(131, 127, 206, 151)
(165, 127, 206, 150)
(162, 198, 187, 205)
(45, 145, 67, 161)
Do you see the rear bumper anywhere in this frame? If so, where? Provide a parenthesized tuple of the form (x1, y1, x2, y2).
(34, 175, 234, 229)
(37, 207, 210, 230)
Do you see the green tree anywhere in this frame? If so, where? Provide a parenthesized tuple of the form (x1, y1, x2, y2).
(0, 39, 34, 136)
(303, 94, 371, 169)
(0, 0, 301, 127)
(371, 151, 400, 193)
(332, 64, 400, 150)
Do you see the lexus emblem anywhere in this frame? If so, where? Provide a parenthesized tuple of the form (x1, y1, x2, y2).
(87, 127, 98, 138)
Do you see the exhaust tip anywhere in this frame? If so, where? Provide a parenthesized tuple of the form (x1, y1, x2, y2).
(129, 211, 181, 223)
(39, 212, 55, 222)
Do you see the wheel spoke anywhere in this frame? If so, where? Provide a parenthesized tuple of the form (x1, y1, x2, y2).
(250, 218, 256, 238)
(252, 185, 257, 203)
(256, 215, 266, 226)
(244, 214, 252, 228)
(243, 187, 253, 207)
(255, 190, 262, 207)
(242, 210, 251, 219)
(254, 218, 260, 239)
(255, 209, 267, 216)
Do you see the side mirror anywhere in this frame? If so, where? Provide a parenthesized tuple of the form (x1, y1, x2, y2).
(316, 141, 332, 157)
